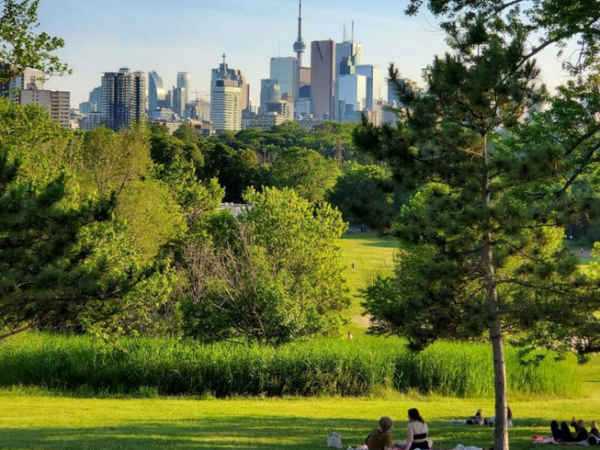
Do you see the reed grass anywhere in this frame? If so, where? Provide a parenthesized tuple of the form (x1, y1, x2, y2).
(0, 334, 578, 398)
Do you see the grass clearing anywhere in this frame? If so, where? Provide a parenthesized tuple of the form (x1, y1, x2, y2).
(338, 232, 400, 327)
(1, 388, 599, 450)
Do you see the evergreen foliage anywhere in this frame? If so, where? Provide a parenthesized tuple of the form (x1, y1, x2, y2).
(357, 2, 600, 449)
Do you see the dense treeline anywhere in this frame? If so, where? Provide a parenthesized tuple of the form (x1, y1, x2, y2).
(0, 79, 414, 346)
(0, 334, 578, 397)
(4, 97, 397, 343)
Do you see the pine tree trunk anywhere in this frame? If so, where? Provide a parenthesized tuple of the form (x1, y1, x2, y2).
(482, 133, 509, 450)
(490, 314, 509, 450)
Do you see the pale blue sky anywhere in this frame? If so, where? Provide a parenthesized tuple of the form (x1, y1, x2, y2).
(39, 0, 571, 106)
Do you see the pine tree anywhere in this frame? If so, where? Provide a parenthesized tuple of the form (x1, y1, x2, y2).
(357, 2, 600, 449)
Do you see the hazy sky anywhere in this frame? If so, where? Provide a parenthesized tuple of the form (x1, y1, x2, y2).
(39, 0, 573, 106)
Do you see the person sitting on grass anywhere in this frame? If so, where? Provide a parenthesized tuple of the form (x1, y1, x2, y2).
(550, 418, 589, 442)
(403, 408, 429, 450)
(365, 416, 394, 450)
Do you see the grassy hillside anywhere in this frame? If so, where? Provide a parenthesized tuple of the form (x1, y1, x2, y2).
(337, 232, 400, 332)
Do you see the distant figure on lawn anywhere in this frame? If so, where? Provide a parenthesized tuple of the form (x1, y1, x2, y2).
(403, 408, 429, 450)
(365, 416, 394, 450)
(467, 409, 484, 426)
(550, 418, 594, 442)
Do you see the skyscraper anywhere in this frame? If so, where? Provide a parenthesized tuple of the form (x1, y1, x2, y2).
(293, 0, 306, 67)
(334, 39, 363, 120)
(211, 56, 242, 133)
(260, 79, 281, 114)
(101, 68, 146, 131)
(211, 54, 250, 111)
(310, 40, 335, 119)
(148, 71, 166, 112)
(173, 86, 186, 118)
(270, 56, 299, 103)
(356, 64, 381, 110)
(176, 72, 190, 106)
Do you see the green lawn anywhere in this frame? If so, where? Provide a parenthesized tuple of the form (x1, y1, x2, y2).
(338, 232, 400, 333)
(1, 380, 599, 450)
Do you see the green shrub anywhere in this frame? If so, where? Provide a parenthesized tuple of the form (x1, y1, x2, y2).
(0, 334, 579, 397)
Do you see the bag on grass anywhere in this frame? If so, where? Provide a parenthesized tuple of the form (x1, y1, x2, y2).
(328, 432, 343, 449)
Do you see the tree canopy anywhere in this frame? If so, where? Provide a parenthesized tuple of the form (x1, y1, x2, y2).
(0, 0, 70, 83)
(180, 187, 350, 344)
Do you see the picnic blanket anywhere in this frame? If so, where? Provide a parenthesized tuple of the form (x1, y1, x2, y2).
(532, 436, 589, 445)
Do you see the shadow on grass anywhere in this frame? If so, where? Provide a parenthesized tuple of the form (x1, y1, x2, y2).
(0, 416, 552, 450)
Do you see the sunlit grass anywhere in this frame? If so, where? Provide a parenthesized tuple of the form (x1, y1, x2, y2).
(337, 232, 400, 326)
(2, 384, 600, 450)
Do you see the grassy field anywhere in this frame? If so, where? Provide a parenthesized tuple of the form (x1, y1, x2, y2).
(1, 381, 599, 450)
(0, 234, 598, 450)
(338, 232, 400, 332)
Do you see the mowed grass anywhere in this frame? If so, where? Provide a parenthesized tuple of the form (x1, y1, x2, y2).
(2, 381, 600, 450)
(338, 232, 400, 332)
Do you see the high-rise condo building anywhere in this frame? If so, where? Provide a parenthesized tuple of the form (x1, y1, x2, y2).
(101, 68, 146, 131)
(211, 79, 241, 133)
(173, 86, 186, 117)
(270, 56, 299, 103)
(148, 71, 166, 112)
(310, 40, 335, 119)
(18, 89, 70, 127)
(176, 72, 190, 106)
(211, 56, 242, 133)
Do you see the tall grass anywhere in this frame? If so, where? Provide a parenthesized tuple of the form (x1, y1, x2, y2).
(0, 334, 579, 398)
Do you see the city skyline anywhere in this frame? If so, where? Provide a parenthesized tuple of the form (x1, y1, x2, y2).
(40, 0, 573, 106)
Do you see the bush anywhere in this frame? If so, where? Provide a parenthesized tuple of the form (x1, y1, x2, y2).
(0, 334, 579, 398)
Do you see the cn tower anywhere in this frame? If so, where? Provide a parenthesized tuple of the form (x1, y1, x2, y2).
(293, 0, 306, 66)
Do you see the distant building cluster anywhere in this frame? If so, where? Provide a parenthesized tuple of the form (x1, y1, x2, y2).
(1, 0, 401, 133)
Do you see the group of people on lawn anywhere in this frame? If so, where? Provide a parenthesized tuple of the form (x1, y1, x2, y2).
(551, 419, 600, 444)
(364, 408, 430, 450)
(364, 408, 508, 450)
(363, 408, 600, 450)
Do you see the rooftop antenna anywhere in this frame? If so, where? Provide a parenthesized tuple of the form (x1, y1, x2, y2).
(351, 21, 355, 42)
(222, 53, 229, 79)
(343, 22, 347, 42)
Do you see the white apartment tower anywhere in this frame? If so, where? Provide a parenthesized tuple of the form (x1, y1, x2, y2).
(211, 78, 242, 133)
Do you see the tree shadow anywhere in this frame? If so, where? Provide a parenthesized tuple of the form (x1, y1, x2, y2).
(0, 416, 370, 450)
(0, 415, 557, 450)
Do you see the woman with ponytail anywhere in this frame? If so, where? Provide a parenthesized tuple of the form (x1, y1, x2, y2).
(404, 408, 429, 450)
